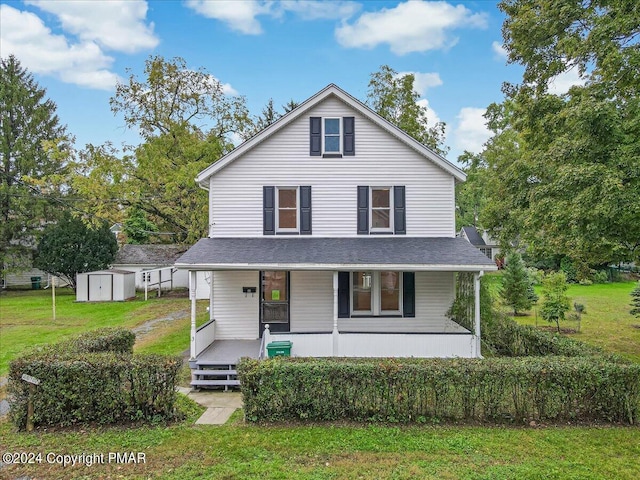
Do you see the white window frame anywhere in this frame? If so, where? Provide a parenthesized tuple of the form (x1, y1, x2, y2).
(350, 271, 402, 316)
(275, 186, 299, 233)
(322, 117, 342, 154)
(370, 187, 394, 233)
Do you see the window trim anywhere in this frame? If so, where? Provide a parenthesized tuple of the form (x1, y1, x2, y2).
(350, 271, 403, 316)
(275, 186, 299, 233)
(322, 117, 342, 155)
(369, 187, 394, 233)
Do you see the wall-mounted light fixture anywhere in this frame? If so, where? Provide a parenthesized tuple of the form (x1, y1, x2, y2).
(242, 286, 257, 297)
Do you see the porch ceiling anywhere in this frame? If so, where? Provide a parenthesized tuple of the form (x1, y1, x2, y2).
(175, 237, 497, 271)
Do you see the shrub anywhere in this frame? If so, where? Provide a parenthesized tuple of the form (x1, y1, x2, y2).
(593, 270, 609, 284)
(8, 329, 181, 430)
(631, 282, 640, 318)
(239, 357, 640, 424)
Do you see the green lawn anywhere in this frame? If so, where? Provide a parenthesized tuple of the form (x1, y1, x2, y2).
(0, 289, 207, 376)
(488, 276, 640, 362)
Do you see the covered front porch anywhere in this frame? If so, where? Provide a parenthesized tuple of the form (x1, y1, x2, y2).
(177, 237, 497, 364)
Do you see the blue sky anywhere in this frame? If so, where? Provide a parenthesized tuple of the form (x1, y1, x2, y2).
(0, 1, 584, 162)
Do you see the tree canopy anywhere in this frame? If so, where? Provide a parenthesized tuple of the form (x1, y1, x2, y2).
(34, 212, 118, 290)
(0, 55, 71, 276)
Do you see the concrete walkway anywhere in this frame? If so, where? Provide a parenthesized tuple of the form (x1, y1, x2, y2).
(177, 387, 243, 425)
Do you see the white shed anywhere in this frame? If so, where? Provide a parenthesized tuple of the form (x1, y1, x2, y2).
(76, 270, 136, 302)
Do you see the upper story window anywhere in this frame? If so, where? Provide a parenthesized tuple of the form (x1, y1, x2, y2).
(323, 118, 341, 154)
(310, 116, 355, 157)
(371, 187, 392, 232)
(357, 185, 405, 235)
(276, 187, 298, 232)
(264, 186, 312, 235)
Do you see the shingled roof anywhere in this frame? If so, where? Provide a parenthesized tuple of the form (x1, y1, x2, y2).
(113, 244, 188, 266)
(175, 237, 497, 271)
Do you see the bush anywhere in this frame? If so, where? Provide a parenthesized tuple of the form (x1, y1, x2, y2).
(593, 270, 609, 284)
(239, 357, 640, 424)
(8, 329, 181, 430)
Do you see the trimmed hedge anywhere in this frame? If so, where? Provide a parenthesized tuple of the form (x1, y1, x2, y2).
(238, 357, 640, 424)
(8, 328, 181, 429)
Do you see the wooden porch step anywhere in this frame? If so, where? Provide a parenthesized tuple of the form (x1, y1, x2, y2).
(191, 379, 240, 387)
(192, 369, 238, 376)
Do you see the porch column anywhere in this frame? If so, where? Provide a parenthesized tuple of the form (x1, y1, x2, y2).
(332, 270, 339, 356)
(189, 270, 197, 360)
(209, 271, 214, 322)
(473, 271, 482, 357)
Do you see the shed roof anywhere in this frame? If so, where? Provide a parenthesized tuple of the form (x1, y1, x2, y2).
(113, 244, 188, 266)
(175, 237, 497, 272)
(460, 227, 486, 247)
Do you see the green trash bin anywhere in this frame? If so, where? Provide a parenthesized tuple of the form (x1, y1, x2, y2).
(30, 276, 42, 290)
(266, 341, 292, 358)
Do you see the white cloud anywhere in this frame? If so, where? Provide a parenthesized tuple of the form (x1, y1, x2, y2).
(26, 0, 158, 53)
(186, 0, 359, 34)
(397, 71, 442, 96)
(492, 40, 508, 59)
(335, 1, 488, 55)
(417, 98, 443, 129)
(452, 107, 491, 154)
(547, 68, 586, 95)
(0, 4, 120, 90)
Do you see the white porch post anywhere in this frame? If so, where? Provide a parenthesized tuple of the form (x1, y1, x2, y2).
(473, 271, 483, 357)
(189, 270, 197, 360)
(332, 270, 339, 356)
(209, 271, 214, 322)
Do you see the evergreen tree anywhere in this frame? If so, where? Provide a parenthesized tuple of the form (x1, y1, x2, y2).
(0, 55, 70, 277)
(34, 212, 118, 291)
(631, 282, 640, 318)
(500, 252, 535, 315)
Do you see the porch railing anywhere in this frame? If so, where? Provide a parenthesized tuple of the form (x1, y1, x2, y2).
(195, 319, 216, 357)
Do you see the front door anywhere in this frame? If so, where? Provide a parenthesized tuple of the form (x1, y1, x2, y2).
(260, 271, 290, 336)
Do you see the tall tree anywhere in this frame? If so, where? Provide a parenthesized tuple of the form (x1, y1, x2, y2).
(0, 55, 71, 277)
(500, 252, 536, 315)
(366, 65, 447, 155)
(247, 98, 282, 137)
(480, 3, 640, 270)
(73, 56, 253, 243)
(34, 212, 118, 291)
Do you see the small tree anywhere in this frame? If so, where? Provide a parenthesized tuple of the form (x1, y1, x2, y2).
(501, 252, 536, 315)
(631, 282, 640, 318)
(34, 212, 118, 290)
(540, 272, 571, 332)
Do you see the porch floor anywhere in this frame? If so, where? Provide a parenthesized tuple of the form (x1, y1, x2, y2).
(195, 339, 261, 364)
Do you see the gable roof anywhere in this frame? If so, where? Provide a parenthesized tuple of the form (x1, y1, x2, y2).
(196, 84, 466, 187)
(112, 244, 188, 266)
(460, 226, 486, 247)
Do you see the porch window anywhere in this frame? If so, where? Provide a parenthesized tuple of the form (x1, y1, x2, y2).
(276, 187, 298, 232)
(351, 271, 401, 316)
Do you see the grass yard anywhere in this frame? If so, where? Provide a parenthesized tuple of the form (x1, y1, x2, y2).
(0, 289, 208, 376)
(1, 415, 639, 479)
(486, 275, 640, 363)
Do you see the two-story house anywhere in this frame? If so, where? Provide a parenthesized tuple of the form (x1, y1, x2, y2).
(175, 84, 496, 388)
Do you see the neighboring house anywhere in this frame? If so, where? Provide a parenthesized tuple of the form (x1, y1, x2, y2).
(175, 84, 496, 387)
(459, 226, 501, 264)
(111, 244, 209, 298)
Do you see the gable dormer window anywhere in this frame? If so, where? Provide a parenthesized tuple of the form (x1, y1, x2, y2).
(310, 116, 355, 157)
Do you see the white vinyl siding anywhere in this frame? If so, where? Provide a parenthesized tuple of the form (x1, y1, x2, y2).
(289, 270, 333, 332)
(209, 96, 455, 238)
(211, 270, 259, 339)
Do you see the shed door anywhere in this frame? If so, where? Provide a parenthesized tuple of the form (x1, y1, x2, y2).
(89, 274, 113, 301)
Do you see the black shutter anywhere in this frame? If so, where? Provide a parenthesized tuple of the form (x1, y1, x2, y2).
(403, 272, 415, 317)
(300, 186, 312, 235)
(357, 186, 369, 234)
(338, 271, 350, 318)
(394, 186, 406, 234)
(310, 117, 321, 156)
(263, 186, 275, 235)
(343, 116, 355, 156)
